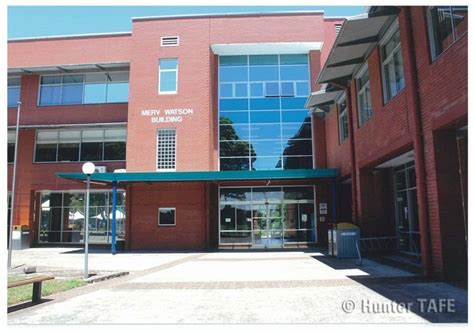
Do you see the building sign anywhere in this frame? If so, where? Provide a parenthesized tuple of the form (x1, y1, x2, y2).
(319, 203, 328, 215)
(141, 108, 194, 123)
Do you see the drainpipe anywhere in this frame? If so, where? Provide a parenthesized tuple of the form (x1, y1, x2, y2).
(345, 86, 359, 225)
(330, 82, 358, 226)
(400, 7, 432, 276)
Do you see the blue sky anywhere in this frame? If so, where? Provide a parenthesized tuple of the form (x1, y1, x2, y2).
(8, 6, 365, 39)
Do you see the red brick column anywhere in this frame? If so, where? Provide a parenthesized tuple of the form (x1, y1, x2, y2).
(399, 7, 432, 276)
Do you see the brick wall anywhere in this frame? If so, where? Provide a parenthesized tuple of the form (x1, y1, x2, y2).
(126, 182, 207, 250)
(323, 6, 467, 279)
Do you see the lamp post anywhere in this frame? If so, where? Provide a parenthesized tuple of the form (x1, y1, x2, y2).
(82, 162, 95, 279)
(7, 101, 21, 269)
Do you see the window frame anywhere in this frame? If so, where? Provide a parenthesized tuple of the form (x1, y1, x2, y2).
(156, 128, 177, 171)
(355, 63, 373, 127)
(34, 127, 127, 163)
(158, 207, 176, 226)
(158, 58, 179, 95)
(8, 76, 21, 108)
(337, 94, 349, 144)
(380, 20, 405, 104)
(37, 71, 129, 106)
(426, 6, 468, 61)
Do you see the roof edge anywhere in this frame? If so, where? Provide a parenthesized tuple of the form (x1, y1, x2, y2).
(8, 31, 132, 43)
(132, 10, 325, 22)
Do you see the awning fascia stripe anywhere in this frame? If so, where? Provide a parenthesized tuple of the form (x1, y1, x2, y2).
(56, 169, 339, 184)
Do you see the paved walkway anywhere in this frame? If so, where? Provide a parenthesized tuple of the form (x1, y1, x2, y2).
(8, 249, 467, 324)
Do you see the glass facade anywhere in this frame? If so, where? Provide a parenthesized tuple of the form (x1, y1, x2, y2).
(219, 186, 316, 246)
(39, 190, 126, 244)
(218, 54, 312, 171)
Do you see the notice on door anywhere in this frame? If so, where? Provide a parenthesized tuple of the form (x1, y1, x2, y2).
(319, 203, 328, 215)
(141, 108, 194, 123)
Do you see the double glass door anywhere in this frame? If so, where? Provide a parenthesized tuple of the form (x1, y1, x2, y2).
(252, 203, 283, 247)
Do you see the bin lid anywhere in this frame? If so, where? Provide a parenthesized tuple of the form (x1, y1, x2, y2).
(336, 222, 359, 230)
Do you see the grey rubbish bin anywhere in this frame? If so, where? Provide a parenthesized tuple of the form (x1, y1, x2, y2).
(12, 226, 30, 250)
(328, 223, 360, 259)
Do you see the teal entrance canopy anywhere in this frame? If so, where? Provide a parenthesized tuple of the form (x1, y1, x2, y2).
(57, 168, 338, 184)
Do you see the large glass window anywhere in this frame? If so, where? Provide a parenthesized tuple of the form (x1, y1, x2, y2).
(427, 6, 468, 60)
(219, 186, 316, 246)
(159, 59, 178, 94)
(35, 128, 126, 162)
(218, 54, 312, 171)
(8, 77, 21, 107)
(8, 131, 16, 163)
(38, 190, 126, 244)
(381, 22, 405, 102)
(356, 65, 372, 126)
(338, 97, 348, 144)
(39, 72, 129, 106)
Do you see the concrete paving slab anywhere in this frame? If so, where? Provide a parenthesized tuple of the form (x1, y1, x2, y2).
(8, 248, 466, 324)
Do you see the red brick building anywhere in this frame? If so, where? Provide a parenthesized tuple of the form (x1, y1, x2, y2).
(7, 7, 467, 281)
(7, 12, 343, 252)
(307, 6, 467, 280)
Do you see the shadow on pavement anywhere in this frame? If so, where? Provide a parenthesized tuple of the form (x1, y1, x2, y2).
(310, 253, 468, 323)
(8, 298, 53, 313)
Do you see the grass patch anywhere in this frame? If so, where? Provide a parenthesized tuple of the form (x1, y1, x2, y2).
(8, 277, 86, 306)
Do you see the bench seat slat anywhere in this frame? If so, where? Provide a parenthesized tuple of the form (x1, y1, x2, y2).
(8, 275, 54, 288)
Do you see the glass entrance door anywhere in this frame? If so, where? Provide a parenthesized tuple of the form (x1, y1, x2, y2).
(252, 203, 283, 248)
(219, 186, 316, 247)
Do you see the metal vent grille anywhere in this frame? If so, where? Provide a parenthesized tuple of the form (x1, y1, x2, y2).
(335, 24, 342, 36)
(161, 36, 179, 47)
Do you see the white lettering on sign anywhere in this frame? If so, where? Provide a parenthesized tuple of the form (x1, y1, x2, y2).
(141, 108, 194, 123)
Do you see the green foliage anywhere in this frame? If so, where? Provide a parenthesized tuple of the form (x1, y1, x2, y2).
(8, 278, 86, 306)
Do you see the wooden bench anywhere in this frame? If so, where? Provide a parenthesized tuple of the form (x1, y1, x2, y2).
(8, 275, 54, 304)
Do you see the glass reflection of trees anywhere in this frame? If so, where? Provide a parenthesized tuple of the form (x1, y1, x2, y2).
(219, 117, 256, 170)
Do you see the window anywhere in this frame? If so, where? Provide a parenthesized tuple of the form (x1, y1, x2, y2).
(380, 21, 405, 102)
(335, 24, 342, 36)
(161, 36, 179, 47)
(8, 77, 21, 107)
(338, 96, 348, 144)
(34, 128, 126, 162)
(158, 208, 176, 226)
(39, 72, 129, 106)
(218, 54, 312, 171)
(38, 190, 126, 244)
(356, 65, 373, 126)
(159, 59, 178, 94)
(8, 131, 16, 163)
(427, 6, 468, 60)
(156, 129, 176, 171)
